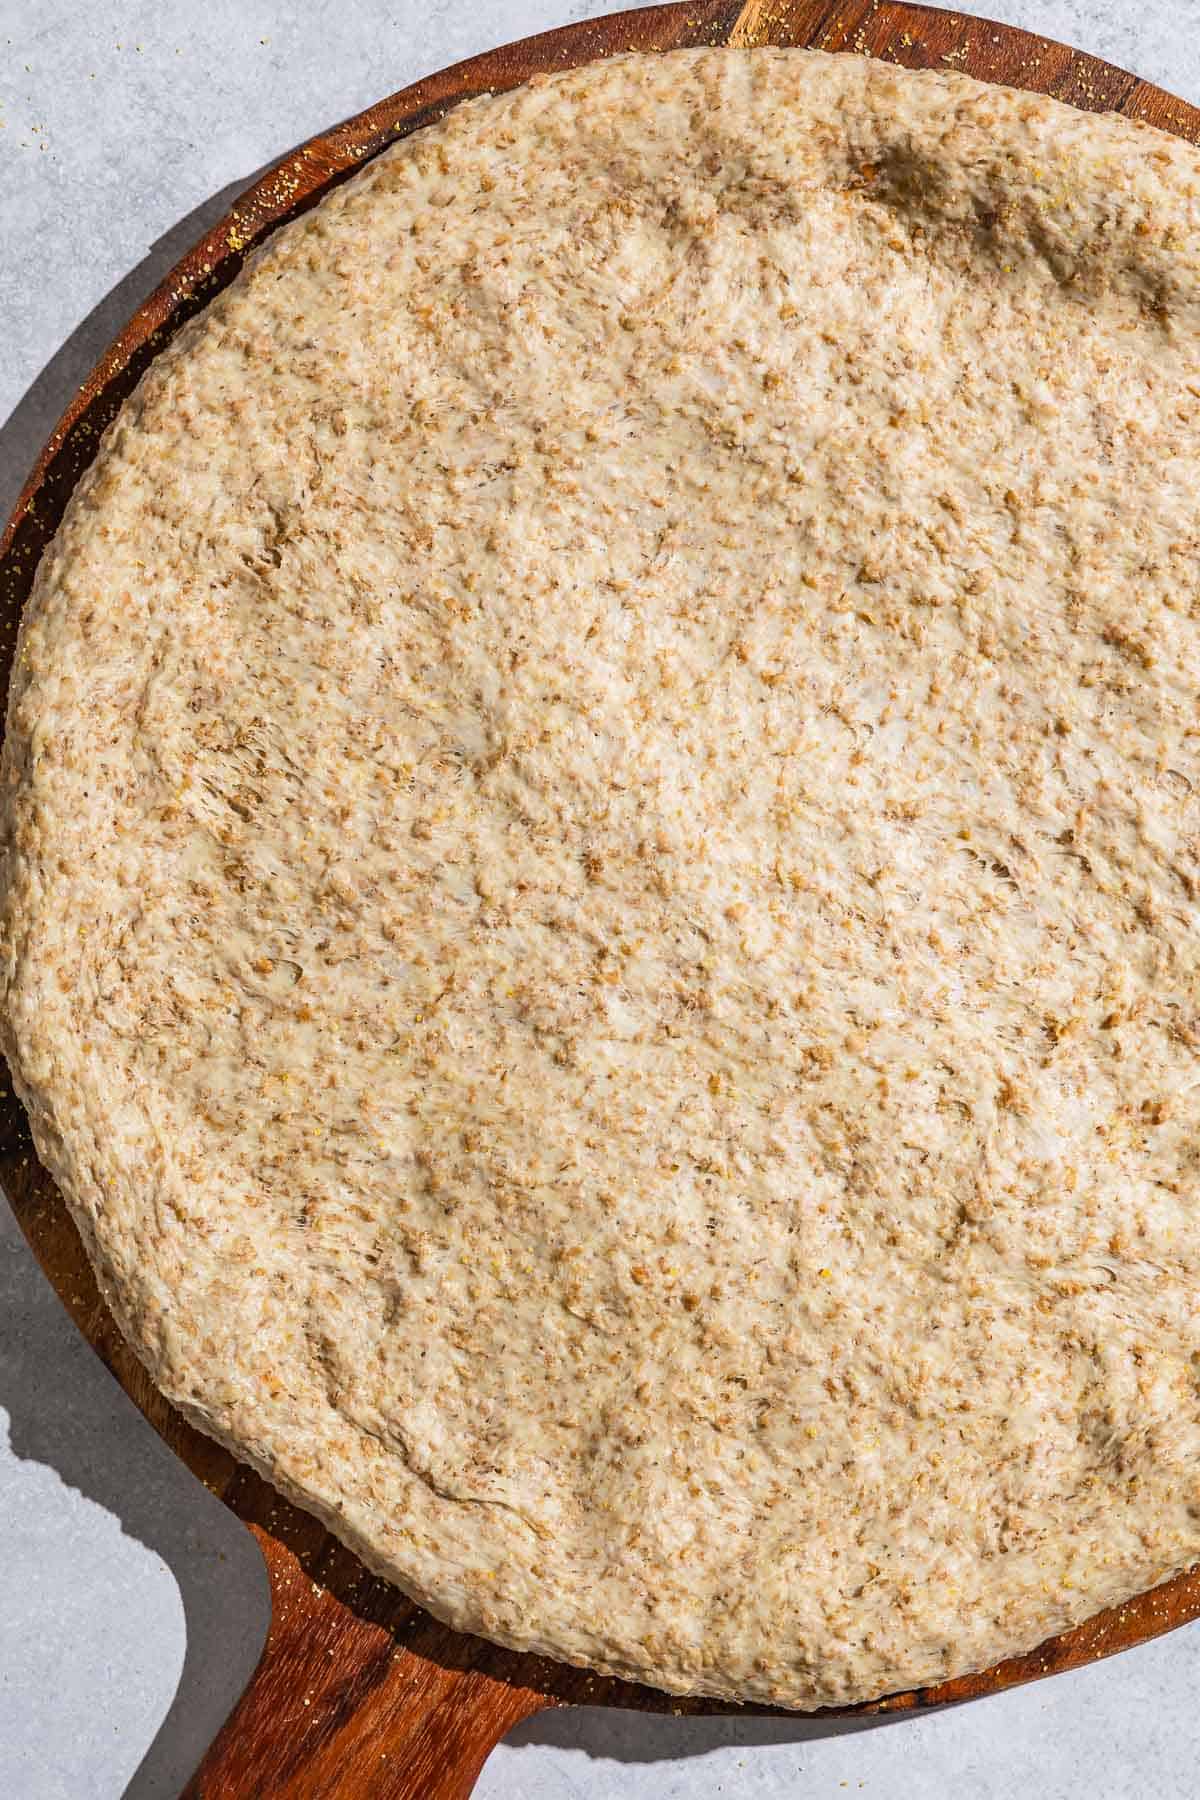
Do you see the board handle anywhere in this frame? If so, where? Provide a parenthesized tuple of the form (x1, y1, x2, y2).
(182, 1522, 551, 1799)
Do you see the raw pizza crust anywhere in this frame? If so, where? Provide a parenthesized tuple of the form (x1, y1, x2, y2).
(5, 48, 1200, 1710)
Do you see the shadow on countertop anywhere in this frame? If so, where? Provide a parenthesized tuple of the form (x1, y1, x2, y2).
(0, 1197, 270, 1800)
(505, 1696, 910, 1760)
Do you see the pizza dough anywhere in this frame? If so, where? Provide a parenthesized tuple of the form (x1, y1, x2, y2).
(5, 47, 1200, 1709)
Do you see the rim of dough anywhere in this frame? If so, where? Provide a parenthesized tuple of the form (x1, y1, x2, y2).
(5, 48, 1200, 1710)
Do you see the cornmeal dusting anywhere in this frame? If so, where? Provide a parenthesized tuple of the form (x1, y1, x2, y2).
(5, 48, 1200, 1707)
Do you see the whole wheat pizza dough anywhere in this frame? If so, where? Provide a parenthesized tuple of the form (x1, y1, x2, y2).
(5, 47, 1200, 1709)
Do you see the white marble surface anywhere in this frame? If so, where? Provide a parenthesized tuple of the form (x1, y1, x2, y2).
(3, 2, 1200, 1794)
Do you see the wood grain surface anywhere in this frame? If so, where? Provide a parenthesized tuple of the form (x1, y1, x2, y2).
(4, 4, 1200, 1796)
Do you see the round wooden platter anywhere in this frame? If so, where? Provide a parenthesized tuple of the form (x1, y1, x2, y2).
(5, 2, 1200, 1795)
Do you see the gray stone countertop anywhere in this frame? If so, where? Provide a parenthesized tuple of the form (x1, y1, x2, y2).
(2, 2, 1199, 1793)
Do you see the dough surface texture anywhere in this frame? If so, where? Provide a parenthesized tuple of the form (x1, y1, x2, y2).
(7, 48, 1200, 1708)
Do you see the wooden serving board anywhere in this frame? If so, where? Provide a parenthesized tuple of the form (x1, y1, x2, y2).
(4, 4, 1200, 1794)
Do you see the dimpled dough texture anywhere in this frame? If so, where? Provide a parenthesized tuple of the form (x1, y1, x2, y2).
(6, 47, 1200, 1709)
